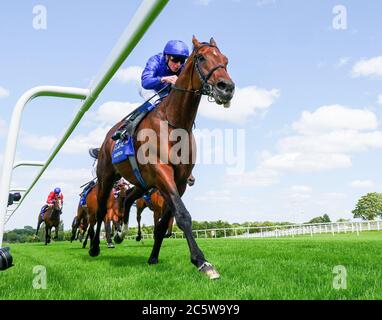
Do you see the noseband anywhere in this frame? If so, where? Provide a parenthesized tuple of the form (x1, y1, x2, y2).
(172, 43, 227, 100)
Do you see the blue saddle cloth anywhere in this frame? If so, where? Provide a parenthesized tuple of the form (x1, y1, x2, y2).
(79, 182, 96, 206)
(112, 137, 135, 164)
(40, 205, 49, 218)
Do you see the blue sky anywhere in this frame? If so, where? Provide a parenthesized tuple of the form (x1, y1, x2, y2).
(1, 0, 382, 231)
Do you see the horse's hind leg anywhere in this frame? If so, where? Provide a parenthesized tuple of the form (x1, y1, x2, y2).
(114, 187, 144, 244)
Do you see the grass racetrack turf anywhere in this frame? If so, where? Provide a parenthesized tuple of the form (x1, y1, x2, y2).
(1, 231, 381, 300)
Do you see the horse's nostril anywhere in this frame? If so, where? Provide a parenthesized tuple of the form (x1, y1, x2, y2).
(217, 80, 234, 94)
(217, 81, 227, 91)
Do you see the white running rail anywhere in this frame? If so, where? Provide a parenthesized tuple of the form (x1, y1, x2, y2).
(0, 0, 169, 246)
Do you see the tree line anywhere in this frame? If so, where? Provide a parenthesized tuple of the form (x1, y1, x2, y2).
(4, 192, 381, 243)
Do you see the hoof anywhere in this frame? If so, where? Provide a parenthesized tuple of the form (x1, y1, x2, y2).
(107, 243, 115, 249)
(198, 262, 220, 280)
(89, 246, 100, 257)
(148, 256, 158, 265)
(135, 235, 142, 242)
(114, 234, 124, 244)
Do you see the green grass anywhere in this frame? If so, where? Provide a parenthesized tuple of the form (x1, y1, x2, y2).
(1, 231, 382, 300)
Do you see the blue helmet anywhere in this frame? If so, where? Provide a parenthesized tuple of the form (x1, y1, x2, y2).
(163, 40, 189, 58)
(54, 187, 61, 194)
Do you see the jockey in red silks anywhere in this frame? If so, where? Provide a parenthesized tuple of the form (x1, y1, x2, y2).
(46, 187, 63, 209)
(40, 187, 63, 216)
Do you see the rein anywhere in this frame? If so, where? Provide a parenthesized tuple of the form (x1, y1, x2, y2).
(171, 43, 226, 100)
(163, 43, 225, 130)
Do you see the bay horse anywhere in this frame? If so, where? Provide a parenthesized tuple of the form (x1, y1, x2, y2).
(90, 37, 234, 279)
(35, 199, 62, 245)
(135, 174, 195, 241)
(75, 180, 129, 248)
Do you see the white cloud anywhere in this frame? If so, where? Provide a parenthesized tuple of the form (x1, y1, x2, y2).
(350, 180, 375, 188)
(262, 152, 352, 172)
(62, 126, 110, 154)
(279, 130, 382, 154)
(257, 104, 382, 174)
(290, 185, 312, 193)
(0, 86, 9, 98)
(199, 86, 280, 124)
(94, 101, 140, 125)
(224, 168, 280, 187)
(194, 190, 232, 202)
(292, 105, 378, 135)
(378, 95, 382, 106)
(352, 55, 382, 78)
(21, 133, 57, 151)
(114, 66, 143, 84)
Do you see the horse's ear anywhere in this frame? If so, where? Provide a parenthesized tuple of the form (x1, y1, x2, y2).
(210, 37, 217, 46)
(192, 35, 200, 48)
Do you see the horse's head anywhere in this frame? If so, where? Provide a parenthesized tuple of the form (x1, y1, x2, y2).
(52, 199, 62, 212)
(188, 36, 235, 108)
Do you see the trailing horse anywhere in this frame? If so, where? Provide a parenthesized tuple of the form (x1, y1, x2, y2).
(135, 174, 195, 242)
(90, 37, 234, 279)
(73, 180, 129, 248)
(36, 199, 62, 245)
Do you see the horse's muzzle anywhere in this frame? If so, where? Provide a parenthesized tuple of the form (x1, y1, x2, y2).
(214, 80, 235, 107)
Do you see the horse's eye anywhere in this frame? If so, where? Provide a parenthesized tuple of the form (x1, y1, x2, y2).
(198, 55, 206, 62)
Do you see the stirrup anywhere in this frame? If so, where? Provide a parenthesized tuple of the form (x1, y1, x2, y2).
(111, 130, 125, 141)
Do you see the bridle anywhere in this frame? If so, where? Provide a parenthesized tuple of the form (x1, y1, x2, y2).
(171, 43, 227, 101)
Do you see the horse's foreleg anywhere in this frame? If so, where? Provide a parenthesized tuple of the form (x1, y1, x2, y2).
(165, 216, 175, 238)
(71, 217, 79, 242)
(45, 225, 49, 245)
(54, 225, 59, 240)
(104, 220, 115, 248)
(149, 168, 218, 279)
(82, 226, 90, 249)
(36, 216, 42, 237)
(136, 204, 145, 242)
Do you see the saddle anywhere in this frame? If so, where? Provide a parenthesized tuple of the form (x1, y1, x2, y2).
(79, 180, 97, 206)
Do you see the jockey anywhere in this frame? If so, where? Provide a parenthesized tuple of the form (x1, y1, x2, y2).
(140, 39, 190, 100)
(41, 187, 63, 216)
(46, 187, 63, 209)
(111, 40, 190, 141)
